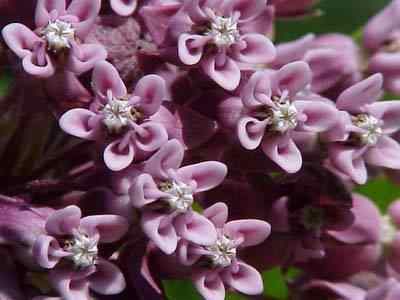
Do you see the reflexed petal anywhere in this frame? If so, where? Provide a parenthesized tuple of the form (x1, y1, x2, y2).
(143, 139, 185, 179)
(2, 23, 42, 58)
(134, 75, 166, 116)
(193, 272, 225, 300)
(129, 174, 165, 208)
(273, 61, 312, 96)
(329, 144, 368, 184)
(176, 161, 227, 192)
(104, 139, 135, 171)
(203, 202, 229, 228)
(92, 61, 126, 99)
(67, 0, 101, 39)
(222, 262, 263, 295)
(224, 219, 270, 247)
(294, 100, 338, 132)
(364, 136, 400, 169)
(233, 33, 276, 64)
(45, 205, 81, 236)
(59, 108, 99, 140)
(141, 212, 178, 254)
(89, 259, 126, 295)
(261, 133, 302, 173)
(175, 212, 217, 246)
(336, 74, 383, 113)
(201, 54, 241, 91)
(79, 215, 129, 243)
(110, 0, 137, 16)
(238, 117, 268, 150)
(35, 0, 66, 28)
(134, 122, 168, 153)
(33, 235, 67, 268)
(240, 70, 273, 108)
(178, 34, 209, 65)
(68, 43, 107, 75)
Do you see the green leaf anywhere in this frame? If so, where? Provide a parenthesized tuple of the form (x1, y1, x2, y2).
(163, 280, 202, 300)
(0, 72, 12, 97)
(355, 176, 400, 212)
(275, 0, 391, 43)
(262, 267, 289, 300)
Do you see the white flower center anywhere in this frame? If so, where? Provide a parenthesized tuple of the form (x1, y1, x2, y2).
(207, 16, 240, 47)
(270, 101, 298, 133)
(352, 114, 382, 146)
(102, 98, 142, 134)
(159, 181, 194, 213)
(64, 232, 98, 269)
(380, 215, 396, 245)
(42, 19, 75, 52)
(206, 234, 237, 268)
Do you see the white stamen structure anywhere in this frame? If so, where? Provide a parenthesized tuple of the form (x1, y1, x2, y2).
(160, 181, 194, 213)
(352, 114, 383, 146)
(206, 234, 237, 268)
(207, 16, 240, 47)
(102, 98, 138, 134)
(42, 20, 75, 52)
(64, 232, 98, 269)
(380, 215, 396, 245)
(270, 101, 298, 133)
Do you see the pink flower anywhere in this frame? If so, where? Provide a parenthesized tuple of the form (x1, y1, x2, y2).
(143, 0, 276, 90)
(325, 74, 400, 184)
(176, 202, 270, 300)
(59, 61, 169, 171)
(270, 0, 318, 18)
(32, 205, 129, 300)
(110, 0, 138, 16)
(129, 139, 227, 254)
(1, 0, 107, 77)
(272, 33, 362, 96)
(363, 0, 400, 94)
(234, 61, 338, 173)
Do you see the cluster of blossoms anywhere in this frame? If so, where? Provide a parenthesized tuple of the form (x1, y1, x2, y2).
(2, 0, 400, 300)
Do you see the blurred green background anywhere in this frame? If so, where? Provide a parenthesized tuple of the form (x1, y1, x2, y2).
(0, 0, 398, 299)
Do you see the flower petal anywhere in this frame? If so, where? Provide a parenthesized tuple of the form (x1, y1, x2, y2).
(59, 108, 99, 140)
(329, 144, 368, 184)
(233, 33, 276, 64)
(176, 161, 227, 192)
(201, 54, 240, 91)
(261, 133, 302, 173)
(134, 122, 168, 153)
(389, 200, 400, 227)
(273, 61, 312, 97)
(302, 280, 366, 300)
(238, 117, 268, 150)
(33, 235, 67, 268)
(222, 262, 263, 295)
(240, 70, 273, 108)
(176, 239, 202, 266)
(193, 272, 225, 300)
(110, 0, 137, 16)
(92, 61, 127, 100)
(134, 75, 166, 116)
(104, 139, 135, 171)
(336, 74, 383, 113)
(178, 34, 209, 65)
(68, 43, 107, 75)
(141, 212, 178, 254)
(224, 219, 270, 247)
(45, 205, 81, 236)
(364, 136, 400, 169)
(35, 0, 66, 28)
(2, 23, 42, 58)
(203, 202, 229, 228)
(366, 101, 400, 134)
(49, 269, 91, 300)
(67, 0, 101, 39)
(79, 215, 129, 243)
(295, 100, 338, 132)
(175, 211, 217, 246)
(89, 259, 126, 295)
(130, 173, 165, 208)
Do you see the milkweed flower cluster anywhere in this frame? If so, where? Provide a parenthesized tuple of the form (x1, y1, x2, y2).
(2, 0, 400, 300)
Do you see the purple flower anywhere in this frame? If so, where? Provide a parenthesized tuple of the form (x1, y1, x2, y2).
(325, 74, 400, 184)
(272, 33, 362, 96)
(60, 61, 169, 171)
(129, 139, 227, 254)
(270, 0, 318, 18)
(110, 0, 138, 16)
(234, 61, 338, 173)
(363, 0, 400, 94)
(32, 205, 129, 300)
(1, 0, 107, 77)
(144, 0, 276, 90)
(176, 202, 270, 300)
